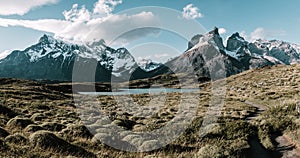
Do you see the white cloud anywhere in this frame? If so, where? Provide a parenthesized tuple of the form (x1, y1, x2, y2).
(219, 28, 227, 35)
(154, 53, 169, 59)
(0, 18, 69, 34)
(63, 4, 91, 22)
(240, 31, 248, 40)
(82, 12, 159, 44)
(0, 0, 58, 16)
(136, 53, 170, 62)
(137, 56, 151, 62)
(182, 4, 204, 20)
(93, 0, 122, 17)
(0, 0, 159, 45)
(249, 27, 266, 41)
(241, 27, 286, 42)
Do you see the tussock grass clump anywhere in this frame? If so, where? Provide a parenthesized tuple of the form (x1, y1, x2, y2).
(60, 124, 93, 140)
(30, 102, 51, 110)
(41, 122, 66, 132)
(5, 133, 28, 145)
(29, 130, 96, 157)
(257, 102, 297, 150)
(30, 113, 46, 121)
(197, 144, 226, 158)
(24, 125, 44, 133)
(223, 120, 256, 140)
(92, 132, 137, 151)
(6, 117, 34, 129)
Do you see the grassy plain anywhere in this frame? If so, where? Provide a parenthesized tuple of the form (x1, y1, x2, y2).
(0, 64, 300, 157)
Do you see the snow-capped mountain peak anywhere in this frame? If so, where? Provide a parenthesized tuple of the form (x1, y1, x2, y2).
(188, 27, 225, 52)
(0, 34, 140, 80)
(25, 34, 76, 62)
(39, 34, 57, 44)
(222, 31, 300, 66)
(138, 59, 162, 72)
(21, 35, 138, 74)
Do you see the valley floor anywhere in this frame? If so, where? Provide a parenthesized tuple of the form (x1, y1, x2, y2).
(0, 64, 300, 157)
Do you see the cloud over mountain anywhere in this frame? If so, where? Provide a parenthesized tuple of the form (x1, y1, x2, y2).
(0, 0, 159, 45)
(241, 27, 286, 42)
(0, 0, 58, 15)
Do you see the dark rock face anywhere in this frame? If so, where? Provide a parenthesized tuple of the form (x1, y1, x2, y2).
(165, 28, 247, 80)
(210, 27, 225, 50)
(226, 33, 247, 51)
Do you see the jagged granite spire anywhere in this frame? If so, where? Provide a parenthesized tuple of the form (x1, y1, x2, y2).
(187, 27, 225, 51)
(226, 32, 248, 51)
(230, 32, 245, 40)
(209, 27, 220, 36)
(38, 34, 56, 44)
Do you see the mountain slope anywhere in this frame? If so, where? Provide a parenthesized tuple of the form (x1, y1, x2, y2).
(161, 27, 300, 80)
(162, 28, 247, 81)
(1, 28, 300, 82)
(0, 35, 139, 82)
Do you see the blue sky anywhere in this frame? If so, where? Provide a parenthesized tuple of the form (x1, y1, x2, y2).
(0, 0, 299, 62)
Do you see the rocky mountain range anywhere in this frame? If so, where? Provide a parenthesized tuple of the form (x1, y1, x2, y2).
(157, 27, 300, 81)
(0, 35, 164, 82)
(0, 27, 300, 82)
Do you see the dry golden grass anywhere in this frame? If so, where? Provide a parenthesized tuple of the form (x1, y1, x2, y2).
(1, 64, 300, 157)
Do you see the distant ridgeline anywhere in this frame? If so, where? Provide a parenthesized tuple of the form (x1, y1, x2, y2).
(0, 27, 300, 83)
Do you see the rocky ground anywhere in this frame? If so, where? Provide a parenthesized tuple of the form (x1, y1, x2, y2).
(0, 64, 300, 157)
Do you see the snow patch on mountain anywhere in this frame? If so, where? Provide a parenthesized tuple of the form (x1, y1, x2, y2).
(224, 49, 239, 60)
(26, 35, 76, 62)
(138, 59, 162, 72)
(22, 34, 137, 76)
(262, 55, 283, 64)
(291, 44, 300, 52)
(113, 57, 135, 71)
(0, 50, 12, 60)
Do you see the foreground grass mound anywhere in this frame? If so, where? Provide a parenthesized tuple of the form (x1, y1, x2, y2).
(29, 131, 95, 157)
